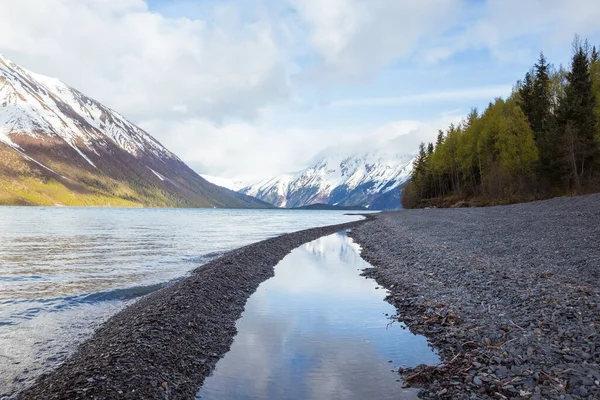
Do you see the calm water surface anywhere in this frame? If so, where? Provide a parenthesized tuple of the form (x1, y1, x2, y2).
(0, 207, 364, 398)
(197, 232, 439, 400)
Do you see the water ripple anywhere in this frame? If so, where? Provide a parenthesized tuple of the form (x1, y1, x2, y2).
(0, 207, 366, 398)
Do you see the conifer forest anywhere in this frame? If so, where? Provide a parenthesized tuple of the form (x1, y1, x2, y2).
(403, 36, 600, 208)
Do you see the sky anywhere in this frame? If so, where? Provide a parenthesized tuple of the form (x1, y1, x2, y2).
(1, 0, 600, 181)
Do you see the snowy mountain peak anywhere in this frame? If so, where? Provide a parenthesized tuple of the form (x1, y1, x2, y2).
(0, 55, 177, 165)
(0, 56, 268, 208)
(240, 150, 415, 209)
(241, 173, 294, 208)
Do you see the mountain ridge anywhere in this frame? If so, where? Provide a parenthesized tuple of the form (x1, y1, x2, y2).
(0, 55, 269, 208)
(238, 151, 414, 209)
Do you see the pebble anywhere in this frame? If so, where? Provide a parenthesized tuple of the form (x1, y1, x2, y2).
(17, 220, 366, 400)
(350, 194, 600, 399)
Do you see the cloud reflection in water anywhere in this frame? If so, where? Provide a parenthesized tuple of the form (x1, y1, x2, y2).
(198, 232, 438, 400)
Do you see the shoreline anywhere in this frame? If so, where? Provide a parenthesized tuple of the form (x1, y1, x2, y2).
(16, 194, 600, 399)
(17, 218, 368, 399)
(350, 194, 600, 399)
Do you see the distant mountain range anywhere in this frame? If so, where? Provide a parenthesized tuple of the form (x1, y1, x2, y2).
(0, 55, 268, 208)
(230, 152, 414, 210)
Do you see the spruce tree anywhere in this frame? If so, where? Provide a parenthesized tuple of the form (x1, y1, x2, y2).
(412, 143, 428, 199)
(530, 53, 557, 180)
(436, 129, 445, 148)
(402, 36, 600, 208)
(557, 38, 598, 190)
(531, 53, 552, 137)
(518, 71, 535, 123)
(413, 143, 427, 179)
(464, 108, 479, 129)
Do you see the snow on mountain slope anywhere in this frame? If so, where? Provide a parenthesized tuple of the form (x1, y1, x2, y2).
(241, 173, 295, 208)
(239, 151, 415, 209)
(0, 54, 176, 164)
(0, 55, 268, 208)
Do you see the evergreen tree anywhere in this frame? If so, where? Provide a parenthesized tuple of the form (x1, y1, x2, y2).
(531, 53, 553, 137)
(464, 108, 479, 129)
(412, 143, 428, 198)
(518, 71, 535, 122)
(529, 53, 558, 180)
(402, 35, 600, 208)
(436, 129, 445, 148)
(412, 143, 427, 180)
(427, 142, 434, 155)
(557, 38, 598, 191)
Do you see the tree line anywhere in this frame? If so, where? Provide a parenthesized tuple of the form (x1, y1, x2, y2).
(402, 36, 600, 208)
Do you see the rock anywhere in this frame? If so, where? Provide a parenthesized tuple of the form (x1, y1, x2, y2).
(348, 196, 600, 399)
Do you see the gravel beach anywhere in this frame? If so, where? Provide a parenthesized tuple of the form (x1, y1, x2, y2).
(15, 194, 600, 399)
(16, 219, 365, 400)
(350, 194, 600, 399)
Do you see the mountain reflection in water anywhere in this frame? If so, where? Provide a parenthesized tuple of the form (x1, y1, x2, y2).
(197, 232, 438, 400)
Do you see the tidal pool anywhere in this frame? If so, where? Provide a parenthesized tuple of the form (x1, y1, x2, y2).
(197, 231, 439, 400)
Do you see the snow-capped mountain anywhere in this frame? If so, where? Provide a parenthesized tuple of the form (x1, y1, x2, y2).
(0, 56, 175, 163)
(240, 173, 295, 207)
(240, 151, 415, 209)
(0, 55, 268, 208)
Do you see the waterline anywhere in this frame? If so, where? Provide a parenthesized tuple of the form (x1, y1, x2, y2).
(197, 232, 438, 399)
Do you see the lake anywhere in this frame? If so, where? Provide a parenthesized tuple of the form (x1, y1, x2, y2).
(0, 207, 364, 398)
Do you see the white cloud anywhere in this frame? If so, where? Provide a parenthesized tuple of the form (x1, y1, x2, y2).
(139, 118, 359, 180)
(2, 0, 600, 182)
(290, 0, 462, 82)
(420, 0, 600, 64)
(0, 0, 288, 122)
(2, 0, 470, 181)
(140, 113, 461, 181)
(312, 114, 463, 162)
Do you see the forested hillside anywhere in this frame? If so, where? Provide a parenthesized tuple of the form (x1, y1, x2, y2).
(403, 37, 600, 208)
